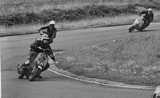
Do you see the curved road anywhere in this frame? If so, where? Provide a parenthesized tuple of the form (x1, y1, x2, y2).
(2, 23, 160, 98)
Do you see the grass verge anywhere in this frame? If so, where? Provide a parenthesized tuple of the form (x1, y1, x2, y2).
(1, 1, 160, 26)
(1, 12, 160, 37)
(55, 32, 160, 86)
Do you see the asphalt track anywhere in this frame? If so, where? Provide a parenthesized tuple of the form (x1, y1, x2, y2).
(2, 23, 160, 98)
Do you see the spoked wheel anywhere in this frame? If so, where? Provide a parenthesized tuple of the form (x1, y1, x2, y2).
(29, 66, 41, 81)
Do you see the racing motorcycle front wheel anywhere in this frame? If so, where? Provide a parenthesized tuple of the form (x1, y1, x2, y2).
(29, 66, 42, 81)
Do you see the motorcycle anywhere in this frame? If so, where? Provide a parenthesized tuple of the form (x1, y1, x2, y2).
(128, 15, 151, 32)
(17, 33, 55, 81)
(29, 50, 49, 81)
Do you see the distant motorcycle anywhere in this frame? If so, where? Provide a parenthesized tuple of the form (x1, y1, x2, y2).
(29, 50, 49, 81)
(128, 15, 151, 32)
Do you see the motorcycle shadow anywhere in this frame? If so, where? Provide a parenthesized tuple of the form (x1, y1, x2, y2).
(142, 29, 159, 32)
(130, 29, 158, 33)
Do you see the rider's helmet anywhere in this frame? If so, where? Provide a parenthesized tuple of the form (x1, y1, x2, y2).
(148, 8, 153, 12)
(48, 20, 55, 25)
(48, 20, 56, 30)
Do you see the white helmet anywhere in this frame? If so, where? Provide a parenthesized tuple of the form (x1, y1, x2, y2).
(48, 20, 55, 25)
(148, 8, 152, 12)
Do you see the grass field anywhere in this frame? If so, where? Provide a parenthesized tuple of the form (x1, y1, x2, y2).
(55, 32, 160, 86)
(0, 0, 160, 25)
(1, 12, 160, 37)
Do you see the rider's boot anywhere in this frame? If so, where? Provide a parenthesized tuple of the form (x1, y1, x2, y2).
(129, 28, 132, 32)
(129, 26, 134, 33)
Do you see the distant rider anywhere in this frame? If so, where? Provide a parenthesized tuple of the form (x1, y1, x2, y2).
(129, 8, 154, 32)
(139, 8, 154, 27)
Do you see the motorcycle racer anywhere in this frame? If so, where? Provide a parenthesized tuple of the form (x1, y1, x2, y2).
(129, 8, 154, 32)
(139, 8, 154, 28)
(39, 20, 57, 44)
(18, 20, 58, 79)
(140, 8, 154, 23)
